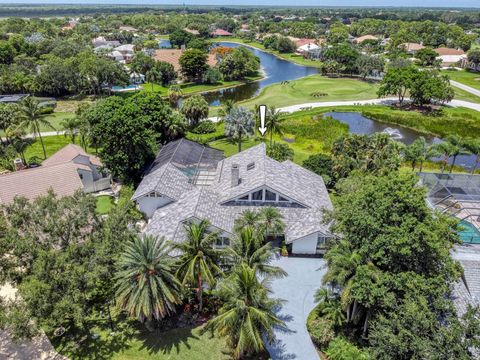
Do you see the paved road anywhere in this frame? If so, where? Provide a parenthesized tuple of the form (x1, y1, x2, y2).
(451, 80, 480, 98)
(266, 257, 326, 360)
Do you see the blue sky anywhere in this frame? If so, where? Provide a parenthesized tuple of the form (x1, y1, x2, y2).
(4, 0, 480, 8)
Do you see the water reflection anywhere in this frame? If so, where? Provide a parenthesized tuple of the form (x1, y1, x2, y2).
(203, 42, 320, 106)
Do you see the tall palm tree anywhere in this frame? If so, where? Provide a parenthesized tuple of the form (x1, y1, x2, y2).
(228, 226, 287, 279)
(464, 139, 480, 174)
(445, 135, 468, 173)
(224, 106, 255, 153)
(233, 209, 260, 233)
(419, 143, 441, 173)
(433, 142, 456, 173)
(404, 137, 427, 171)
(60, 117, 80, 144)
(265, 107, 284, 146)
(174, 220, 225, 311)
(146, 67, 162, 92)
(16, 97, 54, 160)
(168, 84, 183, 107)
(257, 207, 285, 239)
(204, 263, 285, 359)
(114, 235, 182, 328)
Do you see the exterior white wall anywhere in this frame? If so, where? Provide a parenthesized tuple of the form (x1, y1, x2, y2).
(291, 233, 318, 255)
(136, 196, 172, 218)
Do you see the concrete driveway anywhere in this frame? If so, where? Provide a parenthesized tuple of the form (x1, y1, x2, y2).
(266, 257, 326, 360)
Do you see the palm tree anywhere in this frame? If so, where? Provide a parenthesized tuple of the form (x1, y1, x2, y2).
(233, 209, 260, 233)
(257, 207, 285, 239)
(419, 143, 441, 173)
(168, 84, 183, 107)
(224, 106, 255, 153)
(174, 220, 225, 311)
(16, 97, 54, 160)
(146, 67, 162, 92)
(265, 107, 285, 146)
(228, 226, 287, 279)
(445, 135, 467, 173)
(464, 139, 480, 174)
(60, 117, 80, 144)
(0, 103, 18, 145)
(218, 99, 236, 121)
(404, 137, 427, 171)
(204, 263, 285, 359)
(433, 142, 456, 173)
(114, 235, 182, 328)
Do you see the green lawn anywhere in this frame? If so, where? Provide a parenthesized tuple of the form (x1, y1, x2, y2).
(96, 195, 116, 215)
(23, 135, 95, 162)
(53, 324, 230, 360)
(443, 69, 480, 91)
(453, 87, 480, 103)
(236, 75, 379, 110)
(0, 111, 74, 137)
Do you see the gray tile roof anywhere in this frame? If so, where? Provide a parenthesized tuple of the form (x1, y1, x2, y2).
(142, 141, 333, 244)
(452, 258, 480, 316)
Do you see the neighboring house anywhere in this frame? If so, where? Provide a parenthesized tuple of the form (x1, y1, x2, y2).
(434, 47, 467, 67)
(184, 28, 200, 35)
(354, 34, 379, 44)
(109, 44, 135, 63)
(92, 36, 120, 48)
(401, 42, 425, 55)
(211, 29, 233, 37)
(153, 49, 217, 72)
(133, 139, 334, 255)
(130, 71, 145, 84)
(119, 25, 138, 32)
(0, 144, 111, 204)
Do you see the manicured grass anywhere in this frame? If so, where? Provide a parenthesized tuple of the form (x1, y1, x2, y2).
(453, 87, 480, 103)
(237, 75, 379, 109)
(96, 195, 115, 215)
(443, 69, 480, 91)
(54, 324, 230, 360)
(23, 135, 95, 162)
(210, 37, 324, 68)
(0, 112, 74, 137)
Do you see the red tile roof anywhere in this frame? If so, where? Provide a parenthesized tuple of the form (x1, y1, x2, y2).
(211, 29, 233, 36)
(434, 47, 465, 56)
(154, 49, 217, 72)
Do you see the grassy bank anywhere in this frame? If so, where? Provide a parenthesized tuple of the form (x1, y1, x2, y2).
(0, 111, 74, 137)
(209, 75, 379, 115)
(23, 135, 95, 161)
(453, 87, 480, 103)
(210, 36, 324, 68)
(443, 69, 480, 91)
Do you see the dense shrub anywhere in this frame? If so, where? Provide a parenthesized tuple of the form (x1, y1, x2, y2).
(307, 311, 335, 349)
(325, 338, 369, 360)
(191, 120, 216, 134)
(202, 67, 222, 84)
(266, 142, 294, 162)
(303, 153, 334, 187)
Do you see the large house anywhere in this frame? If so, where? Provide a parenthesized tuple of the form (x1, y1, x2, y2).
(434, 47, 467, 67)
(153, 49, 217, 72)
(0, 144, 111, 204)
(132, 139, 334, 255)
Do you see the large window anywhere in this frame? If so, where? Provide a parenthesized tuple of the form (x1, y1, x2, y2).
(316, 235, 329, 252)
(215, 236, 230, 247)
(265, 189, 276, 201)
(251, 190, 263, 201)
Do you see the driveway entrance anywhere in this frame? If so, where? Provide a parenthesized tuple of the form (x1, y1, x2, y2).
(266, 257, 326, 360)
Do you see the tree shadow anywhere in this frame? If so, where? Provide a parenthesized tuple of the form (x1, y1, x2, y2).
(137, 326, 200, 356)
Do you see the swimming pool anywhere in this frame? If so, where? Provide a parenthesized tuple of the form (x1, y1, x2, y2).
(111, 84, 140, 92)
(458, 219, 480, 244)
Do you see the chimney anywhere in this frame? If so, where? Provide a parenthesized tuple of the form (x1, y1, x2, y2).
(13, 158, 25, 171)
(231, 164, 240, 187)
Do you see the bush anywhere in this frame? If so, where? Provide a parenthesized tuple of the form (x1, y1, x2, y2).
(266, 142, 294, 162)
(191, 120, 216, 134)
(303, 153, 334, 187)
(325, 338, 369, 360)
(307, 313, 335, 349)
(39, 106, 55, 115)
(202, 67, 222, 84)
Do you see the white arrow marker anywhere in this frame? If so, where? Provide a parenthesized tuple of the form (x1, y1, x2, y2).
(258, 105, 267, 136)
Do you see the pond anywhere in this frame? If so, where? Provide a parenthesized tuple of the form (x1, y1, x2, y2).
(202, 42, 320, 106)
(324, 111, 477, 170)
